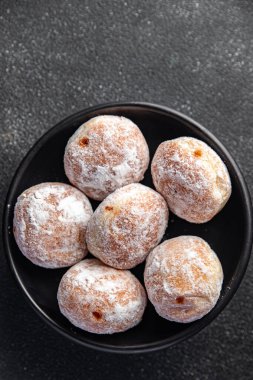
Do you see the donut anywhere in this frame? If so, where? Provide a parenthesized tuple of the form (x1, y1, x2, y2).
(86, 183, 169, 269)
(151, 137, 231, 223)
(13, 182, 93, 268)
(64, 115, 150, 201)
(57, 258, 147, 334)
(144, 236, 223, 323)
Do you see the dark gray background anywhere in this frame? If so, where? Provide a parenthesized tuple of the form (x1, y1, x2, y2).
(0, 0, 253, 379)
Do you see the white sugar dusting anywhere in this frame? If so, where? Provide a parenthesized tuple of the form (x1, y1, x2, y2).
(57, 259, 147, 333)
(25, 187, 53, 228)
(86, 183, 169, 269)
(64, 115, 149, 200)
(144, 236, 223, 323)
(57, 195, 90, 223)
(13, 183, 93, 268)
(151, 137, 231, 223)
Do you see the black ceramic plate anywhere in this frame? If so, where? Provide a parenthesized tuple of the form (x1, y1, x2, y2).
(3, 102, 252, 353)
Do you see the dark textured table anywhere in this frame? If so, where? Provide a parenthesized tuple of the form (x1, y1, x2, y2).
(1, 1, 253, 379)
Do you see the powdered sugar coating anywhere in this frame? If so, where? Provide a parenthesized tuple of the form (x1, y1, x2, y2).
(86, 183, 169, 269)
(13, 182, 93, 268)
(64, 115, 150, 201)
(57, 258, 147, 334)
(151, 137, 232, 223)
(144, 236, 223, 323)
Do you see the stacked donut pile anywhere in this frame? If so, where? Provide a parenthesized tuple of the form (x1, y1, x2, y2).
(13, 115, 231, 334)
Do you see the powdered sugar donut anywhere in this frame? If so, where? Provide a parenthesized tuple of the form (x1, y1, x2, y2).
(64, 115, 149, 201)
(13, 182, 93, 268)
(144, 236, 223, 323)
(86, 183, 169, 269)
(151, 137, 231, 223)
(57, 258, 147, 334)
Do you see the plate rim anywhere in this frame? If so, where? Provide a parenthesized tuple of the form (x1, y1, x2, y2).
(2, 101, 253, 354)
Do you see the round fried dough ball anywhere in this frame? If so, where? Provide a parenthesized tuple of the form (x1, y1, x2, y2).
(86, 183, 169, 269)
(64, 115, 150, 201)
(13, 182, 93, 268)
(57, 258, 147, 334)
(144, 236, 223, 323)
(151, 137, 231, 223)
